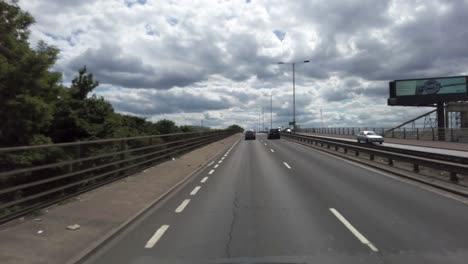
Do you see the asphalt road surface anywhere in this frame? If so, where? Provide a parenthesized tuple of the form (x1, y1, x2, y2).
(83, 134, 468, 264)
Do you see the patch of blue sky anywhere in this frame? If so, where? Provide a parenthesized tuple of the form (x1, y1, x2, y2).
(273, 30, 286, 41)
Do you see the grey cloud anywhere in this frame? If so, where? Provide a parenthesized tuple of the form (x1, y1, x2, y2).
(69, 43, 207, 89)
(101, 89, 233, 116)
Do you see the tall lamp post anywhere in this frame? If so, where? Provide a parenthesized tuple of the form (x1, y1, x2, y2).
(278, 60, 310, 133)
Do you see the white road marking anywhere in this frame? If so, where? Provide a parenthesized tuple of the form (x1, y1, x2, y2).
(207, 161, 215, 167)
(264, 143, 267, 146)
(283, 162, 291, 169)
(201, 177, 208, 183)
(329, 208, 378, 252)
(209, 169, 215, 174)
(270, 149, 275, 153)
(145, 225, 169, 248)
(214, 164, 219, 168)
(221, 156, 225, 160)
(218, 160, 223, 164)
(190, 186, 201, 195)
(175, 199, 191, 213)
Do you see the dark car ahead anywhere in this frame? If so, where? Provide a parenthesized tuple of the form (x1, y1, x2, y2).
(267, 128, 280, 139)
(245, 130, 256, 140)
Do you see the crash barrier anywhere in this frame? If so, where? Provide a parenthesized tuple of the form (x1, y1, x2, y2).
(299, 127, 468, 143)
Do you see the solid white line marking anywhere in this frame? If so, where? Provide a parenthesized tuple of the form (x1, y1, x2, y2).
(209, 169, 215, 174)
(175, 199, 191, 213)
(270, 149, 275, 153)
(201, 177, 208, 183)
(283, 162, 291, 169)
(214, 164, 219, 168)
(329, 208, 378, 252)
(145, 225, 169, 248)
(207, 161, 214, 167)
(190, 186, 201, 195)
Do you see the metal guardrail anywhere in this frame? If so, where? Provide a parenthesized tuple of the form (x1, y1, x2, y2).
(299, 127, 468, 143)
(296, 133, 468, 164)
(0, 130, 234, 224)
(281, 133, 468, 184)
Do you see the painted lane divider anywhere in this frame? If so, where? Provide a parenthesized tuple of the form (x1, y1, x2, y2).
(270, 149, 275, 153)
(209, 169, 215, 174)
(214, 164, 219, 168)
(145, 225, 170, 248)
(175, 199, 191, 213)
(329, 208, 378, 252)
(201, 177, 208, 183)
(283, 162, 291, 169)
(190, 186, 201, 195)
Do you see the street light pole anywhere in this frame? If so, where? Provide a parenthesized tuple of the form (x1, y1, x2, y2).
(292, 63, 295, 133)
(278, 60, 309, 134)
(262, 107, 264, 132)
(270, 93, 273, 130)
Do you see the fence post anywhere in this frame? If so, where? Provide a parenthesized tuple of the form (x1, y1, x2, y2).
(450, 172, 459, 183)
(403, 128, 406, 139)
(392, 129, 395, 138)
(432, 128, 435, 141)
(416, 128, 419, 140)
(120, 140, 127, 175)
(450, 127, 454, 142)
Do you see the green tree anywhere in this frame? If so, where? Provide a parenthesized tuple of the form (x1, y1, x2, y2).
(70, 66, 99, 100)
(0, 0, 61, 146)
(227, 124, 244, 133)
(154, 119, 180, 134)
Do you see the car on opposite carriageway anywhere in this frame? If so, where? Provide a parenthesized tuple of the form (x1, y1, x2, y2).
(357, 130, 384, 144)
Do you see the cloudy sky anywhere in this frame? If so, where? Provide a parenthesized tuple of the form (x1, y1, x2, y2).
(19, 0, 468, 129)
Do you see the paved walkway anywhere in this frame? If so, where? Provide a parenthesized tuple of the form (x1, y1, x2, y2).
(0, 134, 240, 264)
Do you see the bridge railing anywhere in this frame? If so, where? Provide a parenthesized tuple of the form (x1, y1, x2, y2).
(298, 127, 468, 143)
(0, 130, 234, 223)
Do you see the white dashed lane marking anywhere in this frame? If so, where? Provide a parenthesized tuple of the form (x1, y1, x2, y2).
(145, 225, 169, 249)
(190, 186, 201, 196)
(175, 199, 191, 213)
(330, 208, 378, 252)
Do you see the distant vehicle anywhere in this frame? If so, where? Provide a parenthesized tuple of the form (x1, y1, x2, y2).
(357, 131, 384, 144)
(267, 128, 280, 139)
(285, 128, 292, 133)
(244, 130, 256, 140)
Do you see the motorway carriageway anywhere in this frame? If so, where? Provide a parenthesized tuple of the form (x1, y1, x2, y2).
(299, 133, 468, 158)
(83, 134, 468, 264)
